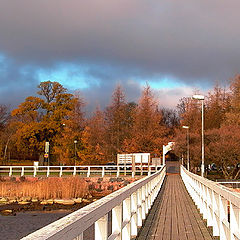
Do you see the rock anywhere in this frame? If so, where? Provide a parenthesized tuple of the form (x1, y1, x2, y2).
(82, 198, 91, 203)
(0, 198, 8, 204)
(46, 199, 54, 204)
(31, 198, 39, 203)
(73, 198, 82, 204)
(40, 200, 48, 205)
(9, 199, 17, 203)
(61, 200, 75, 205)
(1, 210, 15, 216)
(18, 201, 30, 205)
(54, 199, 64, 204)
(20, 197, 31, 202)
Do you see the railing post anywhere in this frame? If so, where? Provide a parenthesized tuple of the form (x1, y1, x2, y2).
(112, 204, 122, 240)
(9, 166, 12, 177)
(95, 214, 108, 240)
(219, 195, 229, 240)
(230, 202, 240, 240)
(141, 186, 146, 220)
(206, 187, 213, 227)
(122, 197, 131, 240)
(21, 166, 24, 177)
(73, 233, 83, 240)
(131, 192, 138, 238)
(212, 191, 220, 237)
(137, 188, 143, 227)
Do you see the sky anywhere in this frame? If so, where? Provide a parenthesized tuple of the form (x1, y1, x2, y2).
(0, 0, 240, 111)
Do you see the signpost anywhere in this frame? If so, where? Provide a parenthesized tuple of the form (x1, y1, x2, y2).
(45, 142, 50, 165)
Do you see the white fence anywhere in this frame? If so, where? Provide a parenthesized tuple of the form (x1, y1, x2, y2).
(0, 165, 162, 178)
(181, 166, 240, 240)
(21, 165, 166, 240)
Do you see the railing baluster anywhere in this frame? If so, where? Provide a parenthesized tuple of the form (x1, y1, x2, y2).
(112, 204, 122, 240)
(230, 202, 240, 240)
(122, 197, 131, 240)
(131, 192, 138, 237)
(219, 195, 229, 240)
(137, 187, 143, 227)
(95, 214, 108, 240)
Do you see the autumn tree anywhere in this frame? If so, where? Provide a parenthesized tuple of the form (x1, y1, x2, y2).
(206, 125, 240, 179)
(124, 85, 169, 157)
(11, 81, 82, 163)
(104, 85, 134, 161)
(77, 107, 105, 164)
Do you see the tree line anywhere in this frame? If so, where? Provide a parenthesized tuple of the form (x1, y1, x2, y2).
(0, 81, 178, 166)
(2, 76, 240, 180)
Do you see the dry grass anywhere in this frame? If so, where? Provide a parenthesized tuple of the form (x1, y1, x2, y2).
(0, 177, 89, 200)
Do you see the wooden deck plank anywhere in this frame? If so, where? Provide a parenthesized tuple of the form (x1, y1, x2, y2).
(136, 162, 214, 240)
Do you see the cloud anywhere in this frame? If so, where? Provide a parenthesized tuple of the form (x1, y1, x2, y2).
(0, 0, 240, 109)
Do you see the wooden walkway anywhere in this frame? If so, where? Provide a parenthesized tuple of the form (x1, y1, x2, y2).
(136, 162, 214, 240)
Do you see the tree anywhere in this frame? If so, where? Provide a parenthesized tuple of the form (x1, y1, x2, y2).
(124, 85, 169, 156)
(11, 81, 81, 163)
(206, 125, 240, 179)
(104, 85, 129, 161)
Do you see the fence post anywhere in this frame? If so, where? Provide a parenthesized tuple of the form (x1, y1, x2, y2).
(87, 167, 90, 177)
(33, 166, 37, 177)
(47, 166, 50, 177)
(21, 167, 24, 177)
(102, 167, 105, 177)
(59, 166, 63, 177)
(117, 166, 120, 177)
(95, 214, 108, 240)
(9, 166, 12, 177)
(73, 166, 76, 176)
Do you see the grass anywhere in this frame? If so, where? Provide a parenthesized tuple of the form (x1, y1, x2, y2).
(0, 177, 89, 200)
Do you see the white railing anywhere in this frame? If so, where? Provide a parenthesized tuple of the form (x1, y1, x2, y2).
(0, 165, 161, 178)
(21, 165, 166, 240)
(181, 166, 240, 240)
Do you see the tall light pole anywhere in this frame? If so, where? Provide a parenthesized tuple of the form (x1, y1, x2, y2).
(74, 140, 77, 166)
(192, 94, 205, 177)
(182, 126, 190, 171)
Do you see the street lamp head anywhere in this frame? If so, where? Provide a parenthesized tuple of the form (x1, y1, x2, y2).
(74, 140, 77, 144)
(192, 94, 204, 100)
(182, 126, 189, 129)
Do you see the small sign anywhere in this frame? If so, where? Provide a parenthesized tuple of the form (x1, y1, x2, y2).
(44, 153, 49, 158)
(45, 142, 49, 153)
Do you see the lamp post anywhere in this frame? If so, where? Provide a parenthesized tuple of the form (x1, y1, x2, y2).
(74, 140, 77, 165)
(192, 94, 205, 177)
(182, 126, 190, 171)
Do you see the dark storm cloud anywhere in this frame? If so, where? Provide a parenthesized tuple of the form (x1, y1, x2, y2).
(0, 0, 240, 108)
